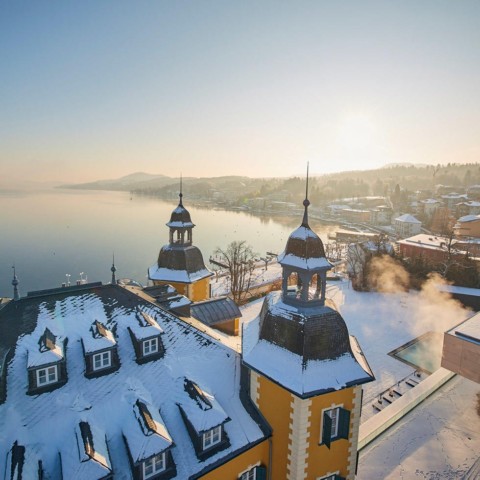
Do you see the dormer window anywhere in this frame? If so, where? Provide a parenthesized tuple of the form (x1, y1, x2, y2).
(143, 337, 158, 356)
(36, 365, 58, 386)
(128, 309, 165, 364)
(143, 452, 166, 478)
(93, 351, 111, 371)
(202, 425, 222, 450)
(27, 327, 66, 394)
(178, 378, 230, 460)
(122, 398, 175, 479)
(82, 321, 118, 378)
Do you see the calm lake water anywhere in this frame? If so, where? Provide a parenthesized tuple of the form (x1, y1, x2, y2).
(0, 189, 338, 298)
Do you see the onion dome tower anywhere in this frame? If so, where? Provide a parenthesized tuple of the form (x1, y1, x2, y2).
(148, 179, 212, 302)
(242, 166, 374, 480)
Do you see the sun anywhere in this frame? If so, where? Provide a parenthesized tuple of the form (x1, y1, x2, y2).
(337, 114, 377, 151)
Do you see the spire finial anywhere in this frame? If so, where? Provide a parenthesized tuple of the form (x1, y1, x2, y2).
(301, 162, 310, 227)
(12, 265, 20, 301)
(179, 174, 183, 206)
(111, 253, 117, 284)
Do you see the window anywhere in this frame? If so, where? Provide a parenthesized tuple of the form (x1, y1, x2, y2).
(317, 475, 345, 480)
(327, 407, 339, 438)
(36, 365, 58, 386)
(92, 351, 111, 371)
(202, 425, 222, 450)
(239, 466, 267, 480)
(321, 406, 350, 449)
(143, 338, 158, 356)
(143, 452, 165, 479)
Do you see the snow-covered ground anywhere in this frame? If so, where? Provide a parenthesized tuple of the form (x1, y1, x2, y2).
(238, 275, 480, 478)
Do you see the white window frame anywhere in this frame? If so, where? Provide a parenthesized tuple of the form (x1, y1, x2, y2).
(202, 425, 222, 450)
(327, 407, 339, 438)
(143, 451, 166, 479)
(36, 365, 58, 386)
(321, 404, 342, 442)
(143, 337, 159, 356)
(92, 350, 111, 371)
(317, 473, 340, 480)
(239, 464, 260, 480)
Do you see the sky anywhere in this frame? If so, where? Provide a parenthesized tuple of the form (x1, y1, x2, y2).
(1, 1, 480, 183)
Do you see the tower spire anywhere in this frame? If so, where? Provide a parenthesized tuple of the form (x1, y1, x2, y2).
(111, 254, 117, 284)
(301, 162, 310, 227)
(12, 265, 20, 301)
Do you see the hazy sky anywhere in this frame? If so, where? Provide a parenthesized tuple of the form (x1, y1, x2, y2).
(1, 1, 480, 183)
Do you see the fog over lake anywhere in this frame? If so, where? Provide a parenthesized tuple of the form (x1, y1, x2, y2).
(0, 189, 338, 298)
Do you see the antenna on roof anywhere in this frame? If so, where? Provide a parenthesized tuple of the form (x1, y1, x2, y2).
(111, 253, 117, 284)
(302, 162, 311, 227)
(11, 264, 20, 301)
(179, 173, 183, 206)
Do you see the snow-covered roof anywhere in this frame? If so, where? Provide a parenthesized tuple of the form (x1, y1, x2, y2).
(0, 284, 267, 479)
(26, 323, 65, 368)
(178, 378, 230, 433)
(277, 225, 332, 271)
(243, 313, 373, 397)
(395, 214, 421, 224)
(148, 264, 212, 283)
(457, 214, 480, 223)
(448, 312, 480, 344)
(61, 422, 112, 479)
(397, 234, 456, 251)
(81, 320, 116, 353)
(242, 292, 374, 397)
(123, 399, 174, 462)
(128, 308, 164, 340)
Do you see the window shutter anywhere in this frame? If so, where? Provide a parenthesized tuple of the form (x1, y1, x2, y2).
(255, 466, 267, 480)
(338, 408, 350, 440)
(334, 475, 346, 480)
(322, 411, 332, 449)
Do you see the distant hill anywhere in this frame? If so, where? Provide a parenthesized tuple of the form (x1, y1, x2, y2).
(59, 172, 172, 191)
(59, 163, 480, 205)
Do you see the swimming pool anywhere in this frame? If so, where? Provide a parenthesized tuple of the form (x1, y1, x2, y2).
(389, 331, 444, 374)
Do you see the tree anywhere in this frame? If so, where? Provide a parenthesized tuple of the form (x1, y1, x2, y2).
(213, 241, 258, 304)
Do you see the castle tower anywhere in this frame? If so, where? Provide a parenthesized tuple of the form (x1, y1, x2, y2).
(242, 173, 374, 480)
(148, 183, 212, 302)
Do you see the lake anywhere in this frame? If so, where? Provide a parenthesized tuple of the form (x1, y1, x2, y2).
(0, 188, 338, 298)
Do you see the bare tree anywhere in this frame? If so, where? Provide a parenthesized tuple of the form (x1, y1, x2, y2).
(213, 241, 257, 304)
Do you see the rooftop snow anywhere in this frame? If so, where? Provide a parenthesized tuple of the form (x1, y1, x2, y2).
(395, 214, 421, 224)
(148, 264, 212, 283)
(178, 379, 230, 433)
(449, 312, 480, 343)
(0, 285, 266, 479)
(457, 214, 480, 223)
(243, 311, 373, 397)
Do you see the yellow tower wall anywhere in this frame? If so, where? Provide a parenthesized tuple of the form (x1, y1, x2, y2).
(252, 369, 362, 480)
(152, 277, 211, 302)
(197, 439, 270, 480)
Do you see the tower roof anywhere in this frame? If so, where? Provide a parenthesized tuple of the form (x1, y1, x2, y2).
(242, 292, 374, 398)
(277, 225, 331, 271)
(149, 245, 212, 284)
(166, 203, 195, 229)
(166, 177, 195, 229)
(277, 164, 331, 272)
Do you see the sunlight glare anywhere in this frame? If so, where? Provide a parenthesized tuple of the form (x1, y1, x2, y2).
(337, 114, 377, 151)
